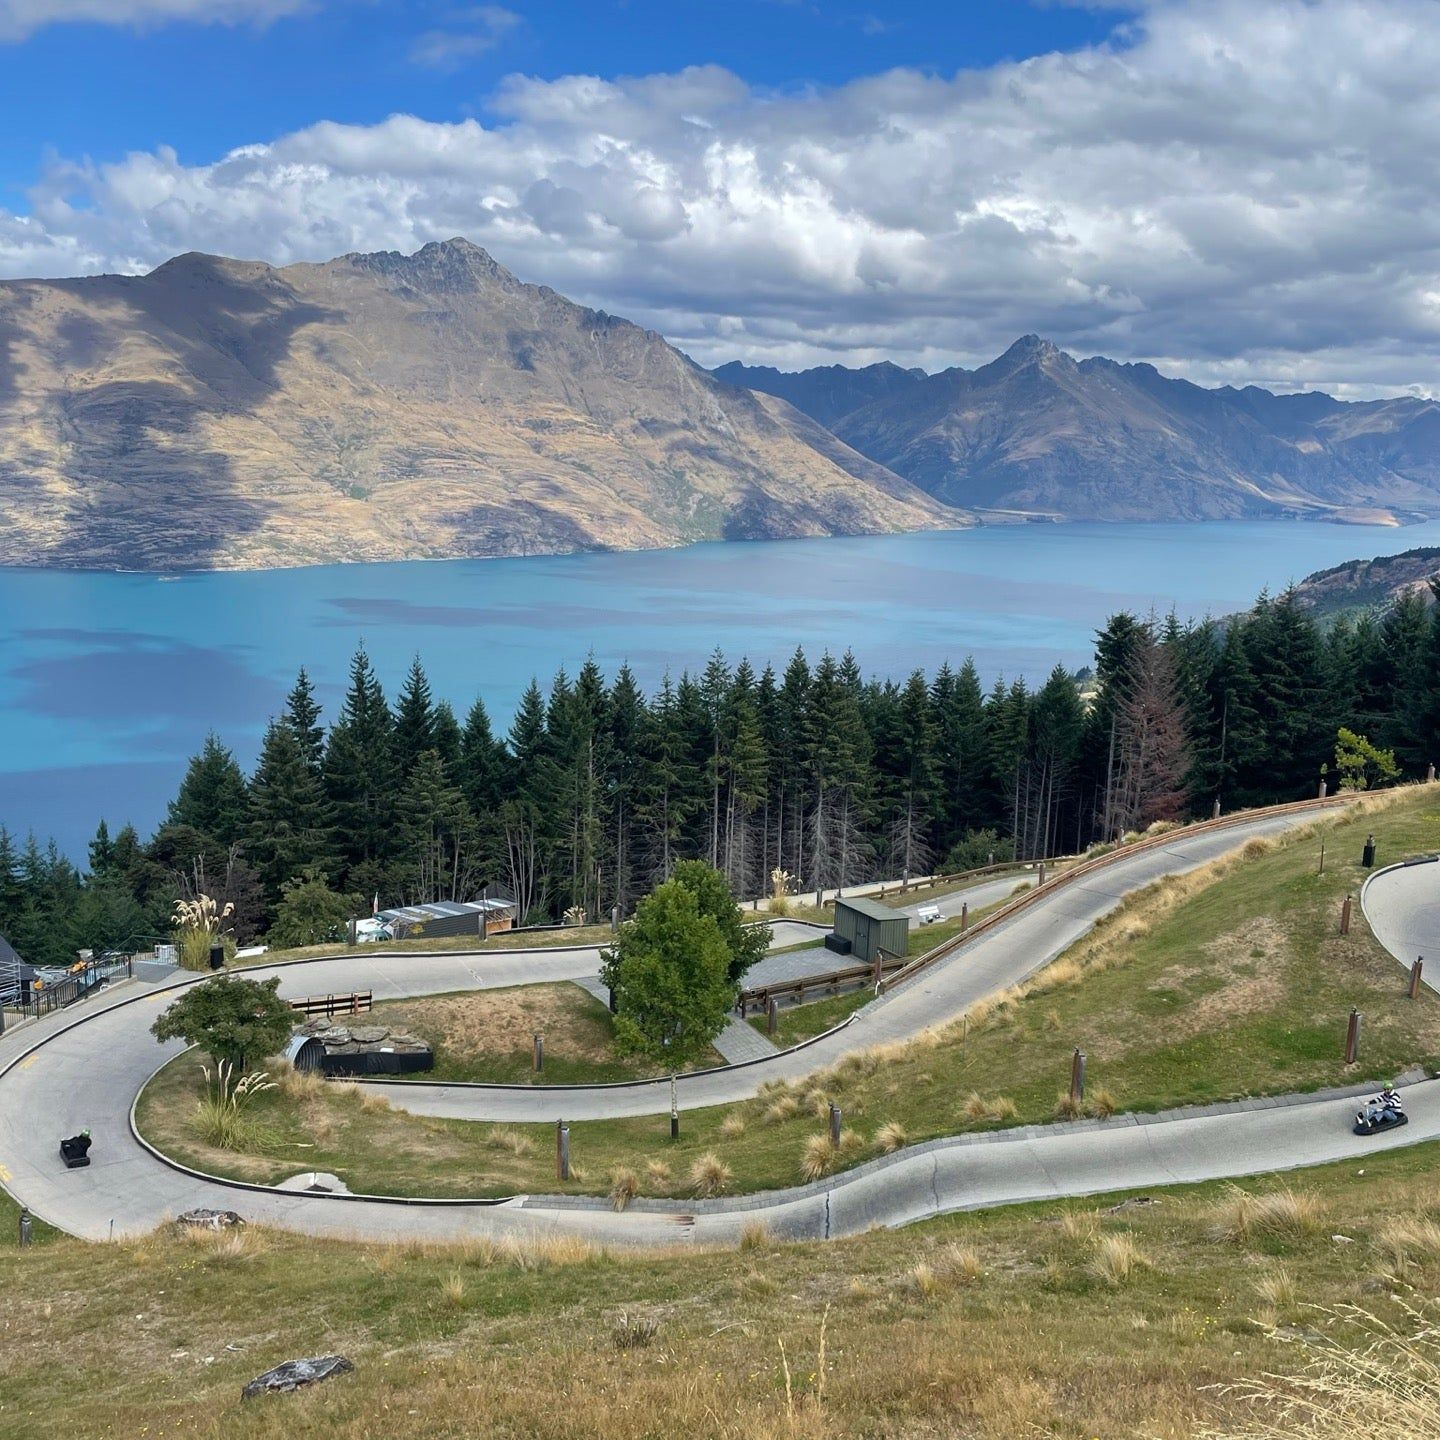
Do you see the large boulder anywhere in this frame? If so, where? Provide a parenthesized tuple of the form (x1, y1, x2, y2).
(175, 1209, 244, 1230)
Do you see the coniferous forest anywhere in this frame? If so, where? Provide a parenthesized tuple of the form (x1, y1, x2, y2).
(4, 584, 1438, 966)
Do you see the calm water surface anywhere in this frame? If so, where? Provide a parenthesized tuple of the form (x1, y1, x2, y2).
(4, 520, 1439, 856)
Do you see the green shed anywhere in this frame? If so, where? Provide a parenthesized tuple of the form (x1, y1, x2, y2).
(831, 897, 910, 965)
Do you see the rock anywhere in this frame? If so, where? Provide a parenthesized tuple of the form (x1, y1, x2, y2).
(176, 1209, 244, 1231)
(317, 1026, 351, 1046)
(241, 1355, 354, 1401)
(348, 1025, 389, 1044)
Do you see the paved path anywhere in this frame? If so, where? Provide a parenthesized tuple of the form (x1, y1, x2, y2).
(4, 805, 1398, 1246)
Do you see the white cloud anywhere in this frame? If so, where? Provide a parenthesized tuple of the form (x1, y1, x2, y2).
(409, 5, 521, 70)
(0, 0, 313, 41)
(6, 0, 1440, 396)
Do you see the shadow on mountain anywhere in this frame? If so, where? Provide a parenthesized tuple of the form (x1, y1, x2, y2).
(31, 255, 340, 569)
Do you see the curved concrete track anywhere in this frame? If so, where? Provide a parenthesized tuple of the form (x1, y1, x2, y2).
(11, 801, 1424, 1248)
(1361, 856, 1440, 989)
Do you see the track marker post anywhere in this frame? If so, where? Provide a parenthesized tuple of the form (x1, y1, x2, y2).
(533, 1033, 544, 1073)
(556, 1120, 570, 1181)
(828, 1103, 842, 1148)
(670, 1076, 679, 1141)
(1340, 895, 1353, 936)
(1410, 957, 1424, 1000)
(1069, 1047, 1086, 1105)
(1344, 1009, 1362, 1065)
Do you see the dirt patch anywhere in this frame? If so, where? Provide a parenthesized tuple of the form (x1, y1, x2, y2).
(384, 986, 611, 1064)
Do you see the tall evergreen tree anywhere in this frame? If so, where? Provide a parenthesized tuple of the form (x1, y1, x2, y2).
(248, 716, 336, 906)
(285, 667, 326, 773)
(323, 646, 396, 899)
(167, 734, 250, 845)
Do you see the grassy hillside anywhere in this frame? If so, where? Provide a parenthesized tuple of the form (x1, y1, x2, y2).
(3, 1147, 1440, 1438)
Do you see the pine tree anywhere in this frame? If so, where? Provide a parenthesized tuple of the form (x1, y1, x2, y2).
(393, 657, 436, 784)
(323, 646, 396, 899)
(247, 716, 336, 906)
(1111, 632, 1192, 831)
(606, 664, 647, 916)
(395, 749, 475, 904)
(285, 668, 326, 773)
(167, 734, 250, 845)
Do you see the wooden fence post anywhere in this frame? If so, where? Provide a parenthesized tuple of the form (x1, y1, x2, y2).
(1340, 895, 1353, 936)
(1410, 957, 1424, 1000)
(1344, 1009, 1362, 1064)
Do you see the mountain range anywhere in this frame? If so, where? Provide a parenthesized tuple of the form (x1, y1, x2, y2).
(715, 341, 1440, 524)
(6, 236, 1440, 573)
(0, 239, 951, 570)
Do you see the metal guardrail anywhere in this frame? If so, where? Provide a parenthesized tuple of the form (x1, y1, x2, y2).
(2, 954, 133, 1028)
(876, 796, 1352, 997)
(289, 990, 373, 1019)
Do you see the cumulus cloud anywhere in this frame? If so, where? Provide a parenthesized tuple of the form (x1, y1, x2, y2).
(5, 0, 1440, 396)
(0, 0, 314, 41)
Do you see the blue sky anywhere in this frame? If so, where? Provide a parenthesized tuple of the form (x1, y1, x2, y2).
(0, 1, 1124, 203)
(0, 0, 1437, 396)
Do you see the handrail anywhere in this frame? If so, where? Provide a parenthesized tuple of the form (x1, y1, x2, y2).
(738, 953, 908, 1011)
(876, 796, 1352, 996)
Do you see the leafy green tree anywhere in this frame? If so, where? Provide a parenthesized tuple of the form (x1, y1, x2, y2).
(599, 879, 734, 1065)
(151, 974, 293, 1071)
(267, 869, 358, 949)
(167, 734, 250, 845)
(72, 878, 146, 957)
(669, 858, 769, 985)
(1334, 728, 1400, 792)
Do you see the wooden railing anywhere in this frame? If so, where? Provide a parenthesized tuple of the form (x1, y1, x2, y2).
(289, 990, 373, 1019)
(876, 796, 1351, 997)
(738, 951, 909, 1013)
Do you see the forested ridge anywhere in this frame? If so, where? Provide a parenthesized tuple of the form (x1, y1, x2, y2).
(4, 582, 1437, 966)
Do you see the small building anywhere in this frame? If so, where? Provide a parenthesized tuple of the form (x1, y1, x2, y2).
(368, 895, 517, 941)
(830, 896, 911, 965)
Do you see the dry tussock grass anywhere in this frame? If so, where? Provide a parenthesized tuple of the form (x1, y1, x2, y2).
(739, 1221, 771, 1252)
(963, 1092, 1018, 1123)
(1091, 1232, 1151, 1285)
(764, 1094, 801, 1125)
(719, 1113, 747, 1140)
(1376, 1215, 1440, 1275)
(488, 1125, 535, 1157)
(874, 1120, 908, 1153)
(800, 1134, 835, 1181)
(609, 1166, 640, 1211)
(1203, 1300, 1440, 1440)
(1218, 1186, 1325, 1244)
(689, 1152, 732, 1197)
(1253, 1267, 1298, 1311)
(645, 1159, 672, 1187)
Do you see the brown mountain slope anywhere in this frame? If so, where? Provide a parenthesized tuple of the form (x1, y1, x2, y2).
(718, 338, 1440, 523)
(0, 240, 959, 570)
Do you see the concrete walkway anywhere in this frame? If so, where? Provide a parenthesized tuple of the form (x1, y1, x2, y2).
(1, 804, 1391, 1247)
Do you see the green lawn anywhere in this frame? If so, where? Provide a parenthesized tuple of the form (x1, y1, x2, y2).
(134, 788, 1440, 1205)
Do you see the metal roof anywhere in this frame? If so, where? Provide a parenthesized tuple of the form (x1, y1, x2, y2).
(374, 897, 516, 923)
(834, 896, 908, 923)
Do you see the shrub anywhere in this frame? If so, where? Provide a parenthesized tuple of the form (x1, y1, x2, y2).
(152, 974, 293, 1072)
(608, 1166, 640, 1212)
(874, 1120, 908, 1154)
(1091, 1233, 1150, 1285)
(800, 1134, 836, 1181)
(193, 1061, 276, 1150)
(611, 1313, 659, 1351)
(1218, 1186, 1324, 1244)
(689, 1152, 731, 1197)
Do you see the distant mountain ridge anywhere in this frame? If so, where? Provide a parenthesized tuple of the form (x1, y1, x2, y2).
(0, 239, 955, 571)
(1292, 547, 1440, 617)
(715, 340, 1440, 524)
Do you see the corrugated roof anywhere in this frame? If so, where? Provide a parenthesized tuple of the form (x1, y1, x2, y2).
(835, 896, 908, 922)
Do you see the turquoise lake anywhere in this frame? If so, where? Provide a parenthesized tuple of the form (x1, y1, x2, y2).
(4, 519, 1439, 857)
